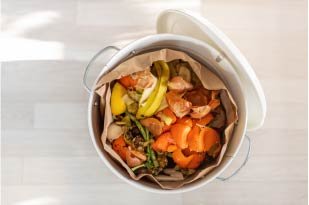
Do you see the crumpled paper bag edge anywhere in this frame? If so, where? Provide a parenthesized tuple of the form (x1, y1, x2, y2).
(95, 48, 238, 189)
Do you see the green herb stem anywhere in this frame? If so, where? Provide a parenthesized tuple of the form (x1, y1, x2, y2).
(128, 112, 158, 169)
(150, 149, 159, 168)
(128, 113, 147, 141)
(131, 164, 145, 172)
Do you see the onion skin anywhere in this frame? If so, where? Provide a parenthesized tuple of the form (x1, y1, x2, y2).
(190, 105, 211, 119)
(107, 123, 124, 142)
(166, 91, 192, 118)
(126, 151, 144, 168)
(168, 76, 193, 93)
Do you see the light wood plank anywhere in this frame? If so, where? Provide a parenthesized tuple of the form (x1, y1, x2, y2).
(248, 128, 307, 156)
(2, 61, 89, 103)
(219, 155, 307, 182)
(22, 157, 121, 185)
(183, 181, 307, 205)
(4, 185, 183, 205)
(76, 0, 200, 27)
(34, 103, 88, 129)
(2, 129, 97, 157)
(1, 157, 23, 186)
(2, 103, 34, 129)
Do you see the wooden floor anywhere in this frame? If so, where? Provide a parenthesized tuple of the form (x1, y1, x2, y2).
(1, 0, 307, 204)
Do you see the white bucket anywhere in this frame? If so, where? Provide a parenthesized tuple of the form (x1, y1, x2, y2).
(83, 10, 266, 194)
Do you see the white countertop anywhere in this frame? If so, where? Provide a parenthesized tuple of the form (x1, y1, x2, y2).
(2, 0, 307, 204)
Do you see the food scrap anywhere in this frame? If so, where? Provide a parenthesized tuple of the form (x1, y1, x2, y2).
(108, 59, 227, 179)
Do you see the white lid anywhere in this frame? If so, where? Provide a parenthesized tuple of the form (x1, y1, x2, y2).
(157, 9, 266, 131)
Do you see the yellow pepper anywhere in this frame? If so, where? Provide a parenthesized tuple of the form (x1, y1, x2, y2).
(136, 60, 170, 119)
(111, 82, 127, 115)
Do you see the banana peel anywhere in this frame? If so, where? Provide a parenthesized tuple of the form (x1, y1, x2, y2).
(136, 61, 170, 119)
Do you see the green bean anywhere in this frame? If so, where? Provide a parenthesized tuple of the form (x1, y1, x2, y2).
(128, 113, 147, 140)
(150, 149, 159, 168)
(128, 113, 158, 169)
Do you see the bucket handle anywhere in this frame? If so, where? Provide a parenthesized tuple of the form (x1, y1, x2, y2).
(83, 46, 120, 93)
(217, 135, 251, 181)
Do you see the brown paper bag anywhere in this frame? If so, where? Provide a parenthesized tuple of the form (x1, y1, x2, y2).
(95, 49, 238, 189)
